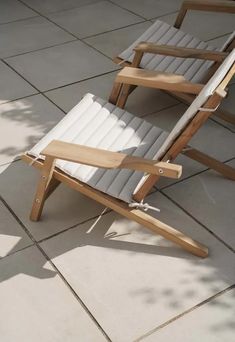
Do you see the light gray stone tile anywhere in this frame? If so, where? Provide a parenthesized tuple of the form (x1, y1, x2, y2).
(40, 191, 235, 341)
(143, 289, 235, 342)
(0, 94, 64, 165)
(111, 0, 182, 20)
(0, 161, 105, 241)
(0, 16, 75, 59)
(0, 61, 37, 104)
(207, 34, 231, 48)
(85, 21, 151, 58)
(6, 41, 117, 91)
(0, 201, 32, 257)
(163, 159, 235, 250)
(0, 246, 107, 342)
(0, 0, 37, 24)
(45, 71, 178, 115)
(49, 1, 143, 39)
(21, 0, 100, 14)
(155, 12, 235, 41)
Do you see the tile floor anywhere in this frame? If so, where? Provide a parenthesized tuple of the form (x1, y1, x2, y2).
(0, 1, 234, 341)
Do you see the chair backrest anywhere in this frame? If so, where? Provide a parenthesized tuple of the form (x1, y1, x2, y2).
(154, 48, 235, 160)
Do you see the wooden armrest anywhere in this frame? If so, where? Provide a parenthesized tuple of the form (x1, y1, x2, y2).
(134, 43, 228, 62)
(175, 0, 235, 28)
(41, 140, 182, 179)
(116, 67, 204, 95)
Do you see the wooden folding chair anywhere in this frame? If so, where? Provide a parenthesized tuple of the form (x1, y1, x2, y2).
(112, 0, 235, 124)
(22, 50, 235, 258)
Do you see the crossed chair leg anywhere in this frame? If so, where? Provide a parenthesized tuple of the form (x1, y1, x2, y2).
(26, 155, 208, 258)
(182, 147, 235, 180)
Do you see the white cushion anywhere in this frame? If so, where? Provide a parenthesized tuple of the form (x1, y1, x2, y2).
(29, 51, 235, 203)
(119, 19, 235, 83)
(29, 94, 168, 203)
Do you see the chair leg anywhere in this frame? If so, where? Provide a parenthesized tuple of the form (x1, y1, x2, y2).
(109, 82, 123, 105)
(116, 84, 133, 108)
(130, 208, 208, 257)
(183, 147, 235, 180)
(30, 156, 55, 221)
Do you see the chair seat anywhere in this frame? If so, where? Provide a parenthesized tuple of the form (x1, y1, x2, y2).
(119, 19, 222, 83)
(29, 93, 168, 203)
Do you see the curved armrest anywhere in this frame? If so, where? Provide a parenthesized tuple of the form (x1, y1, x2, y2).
(134, 43, 228, 62)
(41, 140, 182, 179)
(116, 67, 204, 94)
(175, 0, 235, 28)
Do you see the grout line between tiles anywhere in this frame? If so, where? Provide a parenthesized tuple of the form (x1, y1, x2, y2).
(38, 208, 112, 244)
(17, 0, 82, 40)
(81, 19, 148, 40)
(135, 284, 235, 342)
(158, 157, 235, 191)
(107, 0, 149, 20)
(35, 187, 159, 244)
(160, 190, 235, 253)
(147, 10, 179, 21)
(35, 243, 112, 341)
(25, 0, 105, 17)
(3, 38, 77, 60)
(0, 194, 111, 341)
(206, 31, 233, 43)
(0, 14, 39, 26)
(3, 3, 234, 137)
(18, 0, 147, 63)
(0, 242, 35, 260)
(209, 116, 235, 134)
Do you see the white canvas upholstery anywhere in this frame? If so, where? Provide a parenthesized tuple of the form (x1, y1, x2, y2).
(29, 94, 168, 203)
(119, 20, 235, 83)
(29, 51, 235, 204)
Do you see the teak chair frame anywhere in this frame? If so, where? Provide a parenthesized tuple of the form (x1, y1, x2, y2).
(22, 59, 235, 259)
(113, 0, 235, 125)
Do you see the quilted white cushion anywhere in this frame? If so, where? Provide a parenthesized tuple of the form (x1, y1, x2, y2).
(119, 19, 235, 83)
(29, 94, 168, 203)
(29, 50, 235, 203)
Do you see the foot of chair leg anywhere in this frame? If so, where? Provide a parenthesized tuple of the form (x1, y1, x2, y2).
(131, 208, 208, 257)
(30, 195, 46, 221)
(183, 147, 235, 180)
(30, 156, 55, 221)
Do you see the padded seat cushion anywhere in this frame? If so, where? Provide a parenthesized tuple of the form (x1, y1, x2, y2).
(119, 19, 233, 83)
(29, 94, 169, 203)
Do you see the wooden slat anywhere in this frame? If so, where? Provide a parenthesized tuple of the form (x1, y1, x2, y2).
(116, 67, 204, 94)
(41, 140, 182, 179)
(22, 154, 208, 258)
(134, 43, 228, 62)
(174, 0, 235, 28)
(183, 148, 235, 180)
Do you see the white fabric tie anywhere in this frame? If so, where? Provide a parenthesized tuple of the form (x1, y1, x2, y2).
(129, 200, 160, 213)
(199, 103, 220, 112)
